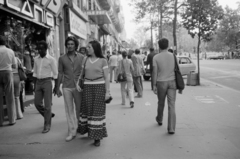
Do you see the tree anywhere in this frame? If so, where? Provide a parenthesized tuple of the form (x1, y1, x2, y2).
(181, 0, 223, 85)
(218, 6, 240, 52)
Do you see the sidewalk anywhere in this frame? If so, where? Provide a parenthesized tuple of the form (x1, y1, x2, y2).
(0, 78, 240, 159)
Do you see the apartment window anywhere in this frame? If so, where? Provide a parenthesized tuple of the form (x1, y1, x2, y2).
(93, 1, 96, 10)
(88, 0, 92, 10)
(77, 0, 81, 8)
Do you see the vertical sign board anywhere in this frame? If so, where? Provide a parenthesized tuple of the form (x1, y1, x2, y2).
(69, 9, 87, 40)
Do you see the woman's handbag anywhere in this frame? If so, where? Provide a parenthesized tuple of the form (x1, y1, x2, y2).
(17, 58, 27, 81)
(117, 60, 127, 82)
(78, 57, 88, 89)
(173, 55, 185, 90)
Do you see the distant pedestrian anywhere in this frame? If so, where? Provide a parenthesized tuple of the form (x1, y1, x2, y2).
(54, 36, 84, 141)
(146, 48, 157, 90)
(118, 51, 134, 108)
(131, 49, 145, 98)
(152, 38, 177, 134)
(108, 51, 118, 82)
(33, 41, 58, 133)
(106, 51, 111, 61)
(76, 40, 110, 147)
(79, 47, 87, 56)
(12, 52, 23, 120)
(0, 36, 17, 126)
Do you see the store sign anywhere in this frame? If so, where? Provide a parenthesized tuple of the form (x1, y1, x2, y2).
(47, 0, 64, 14)
(69, 10, 87, 40)
(4, 0, 64, 15)
(6, 0, 33, 18)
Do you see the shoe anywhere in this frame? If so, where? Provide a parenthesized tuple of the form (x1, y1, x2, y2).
(8, 122, 16, 126)
(121, 103, 125, 105)
(135, 95, 142, 98)
(168, 132, 175, 135)
(130, 101, 134, 108)
(155, 117, 162, 126)
(66, 135, 76, 142)
(42, 128, 50, 133)
(52, 113, 55, 118)
(94, 140, 101, 147)
(110, 81, 112, 83)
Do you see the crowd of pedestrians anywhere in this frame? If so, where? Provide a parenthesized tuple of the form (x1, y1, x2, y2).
(0, 35, 180, 147)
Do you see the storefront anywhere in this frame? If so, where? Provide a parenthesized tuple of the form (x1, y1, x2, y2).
(66, 2, 88, 50)
(0, 0, 64, 94)
(0, 0, 65, 59)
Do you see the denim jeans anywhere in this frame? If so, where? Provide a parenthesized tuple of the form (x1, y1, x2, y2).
(63, 88, 82, 136)
(156, 80, 177, 132)
(109, 66, 117, 82)
(0, 71, 16, 125)
(120, 81, 134, 104)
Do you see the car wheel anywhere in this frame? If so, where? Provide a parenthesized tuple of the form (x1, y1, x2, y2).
(143, 75, 150, 81)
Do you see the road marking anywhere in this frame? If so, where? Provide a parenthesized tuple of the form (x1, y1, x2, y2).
(210, 75, 240, 79)
(194, 95, 229, 104)
(215, 95, 229, 103)
(195, 96, 215, 104)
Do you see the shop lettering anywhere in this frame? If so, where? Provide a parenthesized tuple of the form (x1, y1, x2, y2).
(69, 10, 87, 39)
(4, 0, 63, 15)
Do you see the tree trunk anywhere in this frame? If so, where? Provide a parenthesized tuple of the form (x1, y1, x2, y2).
(197, 34, 201, 85)
(173, 0, 178, 54)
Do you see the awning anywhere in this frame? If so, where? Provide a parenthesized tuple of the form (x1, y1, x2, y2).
(0, 6, 50, 28)
(100, 25, 111, 35)
(87, 10, 111, 25)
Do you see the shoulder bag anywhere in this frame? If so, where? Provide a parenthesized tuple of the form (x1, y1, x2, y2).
(18, 58, 27, 81)
(173, 55, 185, 91)
(78, 57, 88, 89)
(117, 60, 127, 82)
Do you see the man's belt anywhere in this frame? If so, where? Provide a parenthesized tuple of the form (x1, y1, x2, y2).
(37, 77, 52, 81)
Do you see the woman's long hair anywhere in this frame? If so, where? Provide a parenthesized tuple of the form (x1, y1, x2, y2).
(89, 40, 104, 58)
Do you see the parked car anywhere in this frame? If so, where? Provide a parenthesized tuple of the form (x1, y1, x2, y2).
(207, 53, 224, 60)
(143, 56, 196, 80)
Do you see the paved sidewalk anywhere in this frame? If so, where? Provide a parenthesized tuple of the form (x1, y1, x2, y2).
(0, 78, 240, 159)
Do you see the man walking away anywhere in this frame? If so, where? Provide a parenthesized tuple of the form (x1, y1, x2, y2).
(152, 38, 177, 134)
(108, 51, 118, 82)
(54, 36, 84, 142)
(33, 41, 58, 133)
(131, 49, 145, 98)
(0, 36, 17, 126)
(146, 48, 157, 90)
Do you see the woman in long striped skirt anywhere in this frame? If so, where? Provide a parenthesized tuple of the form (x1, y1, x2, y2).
(76, 40, 110, 147)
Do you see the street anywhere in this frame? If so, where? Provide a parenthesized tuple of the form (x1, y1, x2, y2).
(1, 77, 240, 159)
(193, 59, 240, 91)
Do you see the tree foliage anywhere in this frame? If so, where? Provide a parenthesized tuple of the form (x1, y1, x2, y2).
(181, 0, 224, 42)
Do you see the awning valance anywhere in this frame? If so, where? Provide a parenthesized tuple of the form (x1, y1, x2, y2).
(86, 10, 111, 25)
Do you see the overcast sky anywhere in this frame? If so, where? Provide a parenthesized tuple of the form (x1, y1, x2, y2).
(121, 0, 240, 40)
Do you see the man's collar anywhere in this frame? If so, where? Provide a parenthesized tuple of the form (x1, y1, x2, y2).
(38, 53, 50, 59)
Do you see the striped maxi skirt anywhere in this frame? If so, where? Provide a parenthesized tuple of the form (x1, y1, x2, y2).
(78, 84, 108, 140)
